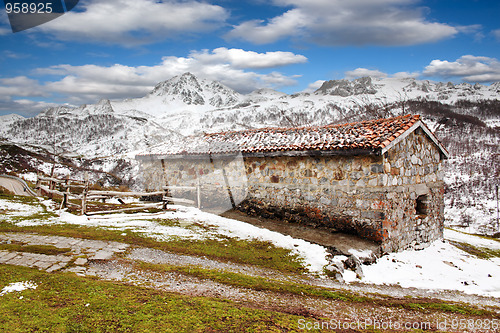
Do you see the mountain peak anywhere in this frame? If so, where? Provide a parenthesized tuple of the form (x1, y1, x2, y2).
(146, 72, 241, 108)
(315, 76, 377, 96)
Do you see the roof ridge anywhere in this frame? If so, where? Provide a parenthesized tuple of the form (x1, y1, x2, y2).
(205, 114, 419, 137)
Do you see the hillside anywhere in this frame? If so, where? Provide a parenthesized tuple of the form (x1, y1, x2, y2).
(0, 73, 499, 233)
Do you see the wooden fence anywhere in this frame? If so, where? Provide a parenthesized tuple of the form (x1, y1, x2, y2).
(35, 174, 201, 215)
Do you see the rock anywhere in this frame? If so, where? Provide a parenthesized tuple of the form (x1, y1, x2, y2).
(344, 254, 364, 280)
(325, 261, 344, 274)
(74, 258, 88, 266)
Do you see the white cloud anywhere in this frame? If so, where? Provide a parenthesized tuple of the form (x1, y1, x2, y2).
(38, 0, 228, 45)
(0, 76, 46, 97)
(493, 29, 500, 41)
(392, 71, 420, 79)
(2, 51, 30, 59)
(227, 9, 309, 44)
(189, 48, 307, 69)
(227, 0, 457, 46)
(423, 55, 500, 82)
(7, 48, 305, 106)
(302, 80, 325, 93)
(0, 97, 60, 117)
(0, 76, 56, 116)
(344, 68, 420, 80)
(345, 68, 388, 80)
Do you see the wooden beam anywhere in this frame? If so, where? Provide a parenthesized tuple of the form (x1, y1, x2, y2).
(85, 203, 165, 216)
(87, 190, 165, 197)
(164, 197, 196, 205)
(163, 186, 197, 191)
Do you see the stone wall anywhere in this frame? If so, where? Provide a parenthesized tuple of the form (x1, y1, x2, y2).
(139, 127, 445, 252)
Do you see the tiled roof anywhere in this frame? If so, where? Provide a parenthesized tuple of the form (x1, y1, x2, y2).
(138, 114, 437, 158)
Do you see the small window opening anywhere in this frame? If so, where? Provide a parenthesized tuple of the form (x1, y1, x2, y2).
(415, 195, 428, 216)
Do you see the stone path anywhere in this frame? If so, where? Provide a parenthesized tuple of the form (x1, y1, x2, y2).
(0, 232, 129, 276)
(1, 231, 499, 311)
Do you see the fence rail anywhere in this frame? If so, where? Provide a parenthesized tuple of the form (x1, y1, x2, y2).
(35, 173, 201, 215)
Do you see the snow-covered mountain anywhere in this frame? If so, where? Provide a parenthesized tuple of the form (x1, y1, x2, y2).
(1, 72, 499, 233)
(112, 72, 242, 118)
(3, 73, 498, 153)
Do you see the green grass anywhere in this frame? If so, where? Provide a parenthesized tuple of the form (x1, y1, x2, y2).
(0, 192, 39, 204)
(136, 262, 495, 317)
(446, 227, 500, 243)
(0, 265, 327, 333)
(448, 240, 500, 259)
(403, 302, 491, 316)
(0, 193, 305, 273)
(0, 221, 306, 274)
(0, 192, 58, 221)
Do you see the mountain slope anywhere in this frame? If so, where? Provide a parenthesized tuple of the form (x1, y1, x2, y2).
(1, 73, 499, 233)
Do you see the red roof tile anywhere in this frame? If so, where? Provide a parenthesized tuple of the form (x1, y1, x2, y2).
(138, 114, 426, 158)
(204, 114, 420, 154)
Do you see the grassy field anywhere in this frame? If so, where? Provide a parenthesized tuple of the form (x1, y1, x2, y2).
(1, 192, 499, 332)
(0, 265, 323, 333)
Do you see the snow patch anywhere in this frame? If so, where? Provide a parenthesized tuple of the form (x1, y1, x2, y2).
(0, 281, 37, 296)
(347, 238, 500, 298)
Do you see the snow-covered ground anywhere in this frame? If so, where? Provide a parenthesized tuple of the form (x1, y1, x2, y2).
(58, 205, 330, 274)
(0, 198, 45, 219)
(0, 281, 37, 296)
(1, 196, 499, 298)
(346, 229, 500, 298)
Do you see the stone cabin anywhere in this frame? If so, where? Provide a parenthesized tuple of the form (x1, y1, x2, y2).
(137, 114, 449, 252)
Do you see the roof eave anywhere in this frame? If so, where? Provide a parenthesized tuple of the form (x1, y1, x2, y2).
(380, 120, 450, 159)
(242, 148, 380, 158)
(136, 147, 381, 160)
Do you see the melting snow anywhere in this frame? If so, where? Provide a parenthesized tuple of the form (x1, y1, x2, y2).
(58, 206, 329, 273)
(347, 232, 500, 298)
(2, 196, 499, 296)
(0, 281, 38, 296)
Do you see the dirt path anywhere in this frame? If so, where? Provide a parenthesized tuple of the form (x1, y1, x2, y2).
(90, 258, 499, 332)
(0, 175, 35, 196)
(221, 209, 381, 259)
(2, 230, 499, 331)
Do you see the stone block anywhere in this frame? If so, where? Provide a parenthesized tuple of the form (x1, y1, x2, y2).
(371, 164, 384, 174)
(360, 210, 385, 220)
(74, 258, 88, 266)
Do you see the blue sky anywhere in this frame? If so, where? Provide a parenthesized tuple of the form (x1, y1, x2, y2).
(1, 0, 499, 116)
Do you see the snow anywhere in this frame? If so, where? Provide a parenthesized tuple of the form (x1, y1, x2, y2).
(348, 233, 500, 298)
(1, 193, 499, 296)
(0, 281, 37, 296)
(164, 206, 330, 273)
(19, 172, 38, 182)
(0, 198, 44, 218)
(348, 249, 373, 258)
(58, 206, 330, 273)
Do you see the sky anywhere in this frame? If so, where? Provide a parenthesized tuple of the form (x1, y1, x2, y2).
(0, 0, 499, 117)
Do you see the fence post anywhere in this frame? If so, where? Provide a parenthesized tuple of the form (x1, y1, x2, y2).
(64, 177, 69, 208)
(59, 177, 69, 210)
(35, 173, 41, 196)
(81, 172, 89, 215)
(496, 185, 499, 232)
(162, 187, 168, 210)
